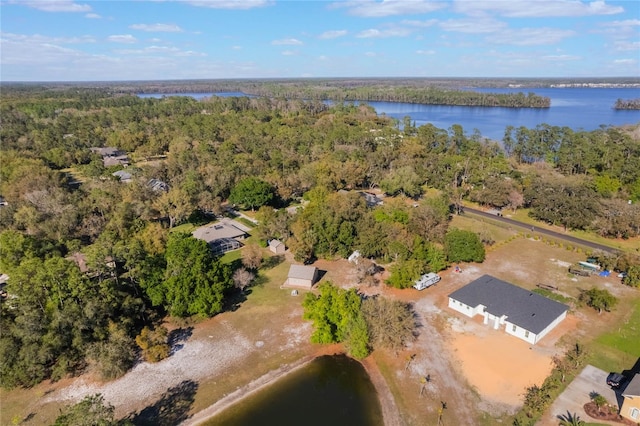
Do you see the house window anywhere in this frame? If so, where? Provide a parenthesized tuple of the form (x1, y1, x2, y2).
(631, 408, 639, 420)
(525, 331, 530, 338)
(512, 324, 516, 332)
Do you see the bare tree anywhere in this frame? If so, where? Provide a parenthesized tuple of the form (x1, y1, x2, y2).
(233, 267, 255, 293)
(241, 243, 263, 270)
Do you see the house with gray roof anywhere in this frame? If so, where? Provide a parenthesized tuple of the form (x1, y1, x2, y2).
(90, 146, 129, 167)
(192, 219, 249, 255)
(448, 275, 568, 345)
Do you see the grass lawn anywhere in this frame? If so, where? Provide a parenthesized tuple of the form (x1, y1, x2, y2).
(588, 300, 640, 373)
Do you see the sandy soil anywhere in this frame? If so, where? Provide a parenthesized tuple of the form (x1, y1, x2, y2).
(446, 320, 555, 407)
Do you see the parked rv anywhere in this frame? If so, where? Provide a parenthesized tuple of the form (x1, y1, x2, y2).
(413, 273, 441, 290)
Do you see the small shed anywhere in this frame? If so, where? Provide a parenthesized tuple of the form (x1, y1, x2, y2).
(284, 265, 319, 290)
(269, 239, 285, 254)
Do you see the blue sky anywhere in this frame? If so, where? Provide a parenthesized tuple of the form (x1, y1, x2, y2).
(1, 0, 639, 81)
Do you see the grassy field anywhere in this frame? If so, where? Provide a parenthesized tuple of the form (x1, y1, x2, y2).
(588, 301, 640, 374)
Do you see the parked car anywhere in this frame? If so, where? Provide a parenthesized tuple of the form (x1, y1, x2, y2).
(607, 372, 627, 388)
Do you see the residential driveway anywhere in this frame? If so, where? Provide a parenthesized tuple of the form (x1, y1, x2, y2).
(538, 365, 621, 425)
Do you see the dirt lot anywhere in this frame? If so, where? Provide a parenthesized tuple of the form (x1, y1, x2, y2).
(3, 231, 633, 426)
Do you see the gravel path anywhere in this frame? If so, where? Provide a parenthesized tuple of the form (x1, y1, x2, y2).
(44, 328, 255, 417)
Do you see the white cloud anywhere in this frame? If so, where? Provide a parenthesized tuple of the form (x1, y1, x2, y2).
(319, 30, 348, 39)
(18, 0, 92, 12)
(416, 49, 435, 55)
(281, 50, 297, 56)
(129, 23, 183, 32)
(364, 51, 376, 57)
(333, 0, 446, 18)
(85, 13, 101, 19)
(272, 38, 303, 45)
(612, 40, 640, 51)
(613, 58, 637, 64)
(541, 54, 581, 61)
(186, 0, 271, 9)
(107, 34, 137, 44)
(486, 27, 575, 45)
(453, 0, 624, 18)
(356, 28, 411, 38)
(176, 50, 207, 57)
(402, 19, 438, 28)
(231, 45, 242, 50)
(440, 18, 506, 33)
(0, 32, 95, 45)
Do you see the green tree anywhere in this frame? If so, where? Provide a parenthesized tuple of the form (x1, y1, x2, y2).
(302, 283, 371, 358)
(386, 259, 428, 289)
(53, 394, 121, 426)
(444, 228, 485, 263)
(135, 325, 170, 363)
(622, 265, 640, 288)
(162, 233, 233, 317)
(580, 287, 617, 313)
(228, 177, 274, 211)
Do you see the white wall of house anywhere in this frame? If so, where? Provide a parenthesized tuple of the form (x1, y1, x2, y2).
(504, 321, 537, 345)
(449, 297, 567, 345)
(532, 310, 567, 344)
(448, 298, 484, 317)
(286, 277, 313, 289)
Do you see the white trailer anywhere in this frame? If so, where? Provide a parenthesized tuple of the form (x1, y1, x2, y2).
(413, 273, 441, 290)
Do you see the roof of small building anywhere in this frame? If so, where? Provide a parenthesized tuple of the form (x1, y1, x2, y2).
(623, 374, 640, 397)
(112, 170, 132, 181)
(148, 178, 170, 192)
(448, 274, 568, 335)
(269, 239, 284, 248)
(288, 264, 317, 281)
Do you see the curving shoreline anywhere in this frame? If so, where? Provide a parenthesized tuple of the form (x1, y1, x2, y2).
(181, 350, 402, 426)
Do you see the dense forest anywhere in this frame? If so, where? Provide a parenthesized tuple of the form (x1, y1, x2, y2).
(1, 84, 639, 389)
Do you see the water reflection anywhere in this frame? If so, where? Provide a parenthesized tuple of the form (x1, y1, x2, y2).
(207, 355, 383, 426)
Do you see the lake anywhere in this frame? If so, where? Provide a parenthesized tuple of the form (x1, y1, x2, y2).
(138, 88, 639, 140)
(204, 355, 383, 426)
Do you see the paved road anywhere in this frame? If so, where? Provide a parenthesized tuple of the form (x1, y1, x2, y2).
(463, 207, 621, 255)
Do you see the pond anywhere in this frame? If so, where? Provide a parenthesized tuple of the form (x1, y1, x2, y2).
(204, 355, 384, 426)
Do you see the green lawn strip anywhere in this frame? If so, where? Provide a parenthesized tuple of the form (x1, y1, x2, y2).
(589, 301, 640, 372)
(170, 222, 197, 234)
(532, 288, 573, 304)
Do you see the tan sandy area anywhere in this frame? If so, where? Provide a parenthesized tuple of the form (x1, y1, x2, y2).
(447, 327, 554, 406)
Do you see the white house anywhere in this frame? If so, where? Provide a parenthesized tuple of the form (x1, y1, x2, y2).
(448, 275, 568, 345)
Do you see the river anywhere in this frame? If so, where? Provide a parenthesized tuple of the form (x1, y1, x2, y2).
(138, 87, 639, 141)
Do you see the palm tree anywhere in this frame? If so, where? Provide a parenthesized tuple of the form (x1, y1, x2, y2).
(557, 411, 585, 426)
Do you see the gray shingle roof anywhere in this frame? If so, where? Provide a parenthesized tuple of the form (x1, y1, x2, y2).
(623, 374, 640, 397)
(448, 275, 568, 335)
